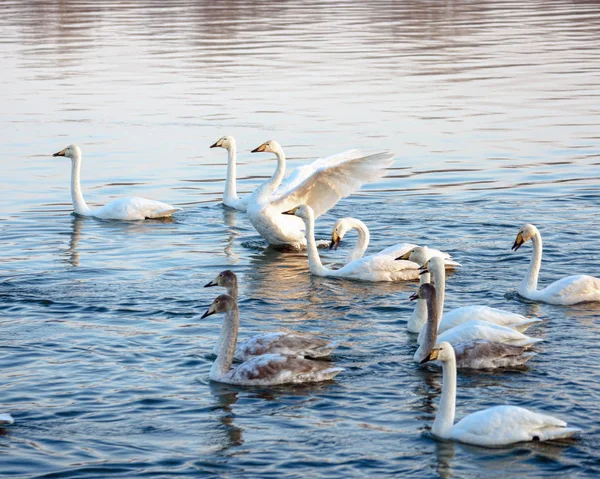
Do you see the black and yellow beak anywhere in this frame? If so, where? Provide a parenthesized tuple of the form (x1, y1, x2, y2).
(53, 148, 67, 157)
(512, 232, 524, 252)
(210, 138, 223, 148)
(282, 206, 298, 215)
(418, 260, 430, 275)
(420, 348, 440, 364)
(251, 142, 268, 153)
(204, 279, 218, 288)
(330, 231, 341, 250)
(395, 250, 413, 261)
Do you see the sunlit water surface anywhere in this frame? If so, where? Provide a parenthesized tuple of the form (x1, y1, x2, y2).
(1, 1, 600, 477)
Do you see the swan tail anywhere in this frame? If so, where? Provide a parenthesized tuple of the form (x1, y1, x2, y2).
(0, 413, 14, 425)
(307, 340, 340, 358)
(298, 366, 344, 382)
(444, 259, 462, 268)
(533, 426, 581, 442)
(510, 318, 543, 333)
(513, 337, 544, 347)
(147, 207, 182, 219)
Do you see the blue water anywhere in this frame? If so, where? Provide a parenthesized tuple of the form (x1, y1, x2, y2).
(1, 1, 600, 477)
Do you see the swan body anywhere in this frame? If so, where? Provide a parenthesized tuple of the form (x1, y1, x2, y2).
(331, 219, 461, 268)
(204, 270, 339, 360)
(53, 145, 181, 220)
(422, 342, 581, 446)
(246, 141, 394, 248)
(289, 205, 422, 281)
(512, 224, 600, 305)
(210, 136, 249, 211)
(0, 413, 14, 425)
(416, 256, 541, 345)
(201, 294, 343, 386)
(411, 284, 536, 369)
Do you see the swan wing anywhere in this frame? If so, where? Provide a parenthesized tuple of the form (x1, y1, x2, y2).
(452, 406, 579, 446)
(95, 197, 181, 220)
(269, 151, 394, 218)
(235, 332, 338, 361)
(536, 274, 600, 305)
(454, 341, 535, 369)
(438, 306, 534, 334)
(436, 320, 541, 347)
(374, 243, 419, 259)
(336, 256, 420, 281)
(224, 354, 343, 386)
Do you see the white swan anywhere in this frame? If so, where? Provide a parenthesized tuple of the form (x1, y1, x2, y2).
(246, 140, 394, 249)
(201, 294, 343, 386)
(412, 284, 535, 369)
(330, 219, 461, 268)
(415, 256, 542, 344)
(287, 205, 422, 281)
(204, 270, 339, 360)
(210, 136, 249, 211)
(421, 342, 580, 446)
(512, 223, 600, 305)
(0, 413, 14, 426)
(53, 145, 181, 220)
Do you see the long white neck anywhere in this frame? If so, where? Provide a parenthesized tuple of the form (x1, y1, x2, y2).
(256, 145, 286, 199)
(408, 272, 430, 333)
(432, 263, 446, 323)
(223, 142, 239, 204)
(211, 307, 239, 379)
(521, 229, 542, 294)
(346, 218, 370, 262)
(302, 211, 330, 277)
(70, 154, 91, 216)
(433, 351, 457, 439)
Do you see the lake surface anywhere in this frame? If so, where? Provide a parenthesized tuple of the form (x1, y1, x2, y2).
(1, 0, 600, 477)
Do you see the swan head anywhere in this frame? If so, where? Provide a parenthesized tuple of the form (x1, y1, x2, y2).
(53, 144, 81, 160)
(420, 341, 454, 364)
(512, 224, 538, 251)
(409, 282, 436, 301)
(204, 270, 237, 289)
(396, 246, 429, 265)
(282, 204, 313, 220)
(210, 136, 234, 150)
(330, 218, 353, 250)
(251, 140, 282, 154)
(418, 255, 444, 275)
(201, 294, 236, 319)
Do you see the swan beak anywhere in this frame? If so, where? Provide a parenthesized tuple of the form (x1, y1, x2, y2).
(200, 305, 216, 319)
(204, 279, 218, 288)
(420, 348, 440, 364)
(330, 232, 341, 250)
(418, 260, 430, 275)
(395, 251, 412, 261)
(210, 138, 224, 148)
(53, 148, 67, 157)
(283, 207, 298, 215)
(409, 291, 419, 301)
(512, 232, 524, 251)
(251, 143, 268, 153)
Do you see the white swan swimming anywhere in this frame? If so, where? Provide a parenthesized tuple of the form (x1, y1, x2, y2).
(246, 140, 394, 249)
(421, 342, 580, 446)
(412, 284, 535, 369)
(210, 136, 249, 211)
(201, 294, 343, 385)
(0, 413, 14, 426)
(53, 145, 181, 220)
(204, 270, 339, 360)
(512, 223, 600, 305)
(287, 205, 423, 281)
(330, 219, 461, 268)
(415, 256, 541, 344)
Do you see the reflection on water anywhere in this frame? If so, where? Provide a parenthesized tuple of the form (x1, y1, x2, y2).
(1, 0, 599, 477)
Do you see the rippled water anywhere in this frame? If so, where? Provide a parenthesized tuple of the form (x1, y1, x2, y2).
(1, 0, 600, 477)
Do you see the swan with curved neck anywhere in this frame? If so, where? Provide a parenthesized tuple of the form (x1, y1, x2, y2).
(200, 294, 343, 385)
(52, 144, 181, 220)
(421, 342, 580, 446)
(286, 205, 421, 281)
(512, 223, 600, 305)
(210, 136, 249, 211)
(414, 256, 541, 344)
(411, 284, 535, 369)
(204, 270, 339, 360)
(246, 141, 394, 249)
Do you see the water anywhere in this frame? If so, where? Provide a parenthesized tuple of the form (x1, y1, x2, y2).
(1, 0, 600, 477)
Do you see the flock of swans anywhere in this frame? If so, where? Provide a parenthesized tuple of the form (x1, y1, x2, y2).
(9, 138, 596, 447)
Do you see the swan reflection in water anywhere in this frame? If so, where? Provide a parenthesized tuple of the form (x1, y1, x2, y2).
(208, 382, 244, 450)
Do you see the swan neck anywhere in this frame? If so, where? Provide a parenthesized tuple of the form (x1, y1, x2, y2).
(420, 290, 440, 360)
(226, 282, 239, 301)
(211, 307, 239, 379)
(224, 143, 239, 203)
(433, 354, 456, 438)
(303, 213, 328, 276)
(70, 154, 91, 216)
(408, 272, 430, 333)
(433, 264, 445, 322)
(347, 219, 370, 262)
(522, 232, 542, 293)
(257, 147, 286, 198)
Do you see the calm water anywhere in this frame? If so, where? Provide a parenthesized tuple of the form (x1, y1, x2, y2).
(1, 0, 600, 477)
